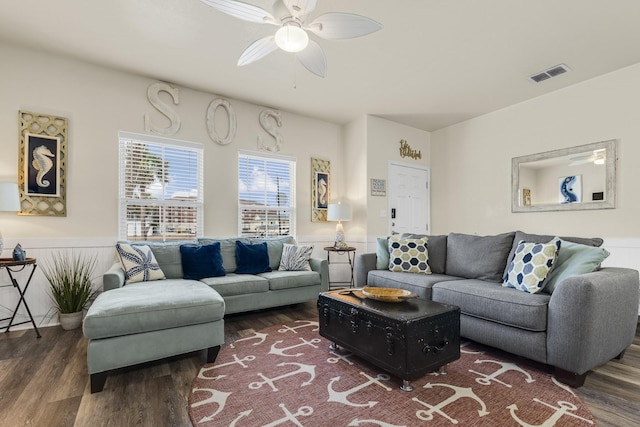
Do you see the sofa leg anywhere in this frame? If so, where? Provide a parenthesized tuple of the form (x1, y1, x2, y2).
(90, 372, 108, 393)
(615, 350, 626, 360)
(206, 345, 221, 364)
(553, 368, 588, 388)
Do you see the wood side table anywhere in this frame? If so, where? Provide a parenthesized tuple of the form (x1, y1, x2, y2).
(0, 258, 41, 338)
(324, 246, 356, 288)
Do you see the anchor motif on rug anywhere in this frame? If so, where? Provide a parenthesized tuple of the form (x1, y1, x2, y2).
(269, 337, 322, 357)
(327, 349, 356, 365)
(347, 419, 407, 427)
(190, 388, 232, 423)
(327, 372, 392, 408)
(229, 331, 268, 348)
(262, 404, 313, 427)
(249, 362, 316, 391)
(229, 410, 253, 427)
(469, 359, 535, 387)
(413, 383, 489, 423)
(198, 354, 256, 379)
(278, 320, 319, 334)
(508, 399, 594, 426)
(460, 341, 484, 354)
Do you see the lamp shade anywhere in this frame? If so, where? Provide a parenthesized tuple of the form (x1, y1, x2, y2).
(0, 182, 20, 212)
(327, 203, 351, 222)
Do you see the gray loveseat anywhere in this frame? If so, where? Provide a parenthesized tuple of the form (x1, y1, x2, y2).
(84, 236, 328, 392)
(356, 231, 639, 387)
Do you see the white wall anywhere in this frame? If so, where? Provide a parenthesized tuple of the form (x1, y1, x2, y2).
(0, 42, 345, 328)
(430, 62, 640, 277)
(365, 116, 430, 245)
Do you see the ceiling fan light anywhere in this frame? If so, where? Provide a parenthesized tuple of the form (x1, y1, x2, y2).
(275, 24, 309, 52)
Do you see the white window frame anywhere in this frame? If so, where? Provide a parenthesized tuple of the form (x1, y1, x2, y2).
(118, 131, 203, 241)
(238, 150, 296, 238)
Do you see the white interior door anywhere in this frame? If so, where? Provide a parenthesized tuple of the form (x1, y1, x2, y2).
(388, 162, 430, 236)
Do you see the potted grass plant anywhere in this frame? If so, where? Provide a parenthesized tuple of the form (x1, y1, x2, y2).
(42, 252, 99, 330)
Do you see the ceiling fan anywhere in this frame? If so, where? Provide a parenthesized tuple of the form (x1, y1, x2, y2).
(200, 0, 383, 77)
(569, 149, 606, 166)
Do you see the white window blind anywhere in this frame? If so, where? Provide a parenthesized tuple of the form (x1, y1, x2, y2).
(119, 132, 203, 241)
(238, 152, 296, 237)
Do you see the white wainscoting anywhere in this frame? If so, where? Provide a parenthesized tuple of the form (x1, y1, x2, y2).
(5, 235, 634, 333)
(1, 236, 338, 332)
(0, 237, 118, 331)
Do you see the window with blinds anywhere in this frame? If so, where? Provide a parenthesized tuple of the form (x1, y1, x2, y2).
(238, 152, 296, 237)
(119, 132, 203, 241)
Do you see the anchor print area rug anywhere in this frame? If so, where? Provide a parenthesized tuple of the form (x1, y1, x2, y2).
(189, 320, 595, 426)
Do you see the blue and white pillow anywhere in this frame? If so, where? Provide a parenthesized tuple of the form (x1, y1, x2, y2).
(116, 243, 166, 283)
(278, 244, 313, 271)
(503, 238, 561, 294)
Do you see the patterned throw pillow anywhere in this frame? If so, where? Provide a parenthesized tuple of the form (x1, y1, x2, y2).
(278, 244, 313, 271)
(388, 236, 431, 274)
(115, 243, 166, 283)
(503, 238, 561, 294)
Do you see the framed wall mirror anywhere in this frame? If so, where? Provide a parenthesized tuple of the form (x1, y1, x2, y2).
(512, 139, 616, 213)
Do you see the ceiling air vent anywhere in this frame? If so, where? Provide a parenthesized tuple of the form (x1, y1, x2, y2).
(528, 64, 571, 83)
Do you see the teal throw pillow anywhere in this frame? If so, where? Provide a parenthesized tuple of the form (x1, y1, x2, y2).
(543, 240, 610, 294)
(376, 237, 390, 270)
(235, 241, 272, 274)
(503, 237, 560, 294)
(180, 242, 226, 280)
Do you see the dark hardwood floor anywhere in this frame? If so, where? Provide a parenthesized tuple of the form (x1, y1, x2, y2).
(0, 302, 638, 426)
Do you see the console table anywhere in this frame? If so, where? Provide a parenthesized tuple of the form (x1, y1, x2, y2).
(0, 258, 41, 338)
(324, 246, 356, 288)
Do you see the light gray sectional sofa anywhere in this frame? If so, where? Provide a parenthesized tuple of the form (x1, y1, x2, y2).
(84, 236, 328, 392)
(356, 231, 640, 387)
(102, 236, 329, 314)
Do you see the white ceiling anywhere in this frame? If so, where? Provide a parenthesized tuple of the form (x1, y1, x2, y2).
(2, 0, 640, 131)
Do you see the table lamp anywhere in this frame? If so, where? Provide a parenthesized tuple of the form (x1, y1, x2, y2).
(327, 203, 352, 249)
(0, 182, 20, 255)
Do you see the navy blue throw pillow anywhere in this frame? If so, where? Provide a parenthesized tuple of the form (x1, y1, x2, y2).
(180, 242, 226, 280)
(235, 241, 272, 274)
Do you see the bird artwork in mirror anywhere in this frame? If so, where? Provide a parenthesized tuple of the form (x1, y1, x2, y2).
(511, 139, 616, 212)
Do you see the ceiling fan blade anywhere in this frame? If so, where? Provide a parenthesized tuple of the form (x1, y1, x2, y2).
(307, 12, 383, 40)
(297, 40, 326, 77)
(237, 36, 278, 66)
(200, 0, 277, 24)
(282, 0, 317, 19)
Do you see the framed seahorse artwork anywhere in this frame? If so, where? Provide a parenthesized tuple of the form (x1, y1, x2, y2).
(25, 133, 60, 197)
(18, 110, 67, 216)
(311, 157, 330, 222)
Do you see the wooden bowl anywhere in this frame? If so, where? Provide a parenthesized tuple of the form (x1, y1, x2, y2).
(361, 287, 417, 303)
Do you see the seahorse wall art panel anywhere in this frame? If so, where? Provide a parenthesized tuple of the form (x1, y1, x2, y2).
(311, 157, 330, 222)
(18, 110, 67, 216)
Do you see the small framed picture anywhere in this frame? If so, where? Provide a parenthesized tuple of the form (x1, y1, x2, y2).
(370, 178, 386, 196)
(559, 175, 582, 204)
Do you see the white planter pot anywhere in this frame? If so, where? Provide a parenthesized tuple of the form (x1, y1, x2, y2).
(59, 311, 83, 330)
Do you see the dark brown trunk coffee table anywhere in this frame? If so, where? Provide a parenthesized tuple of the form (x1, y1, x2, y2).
(318, 289, 460, 391)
